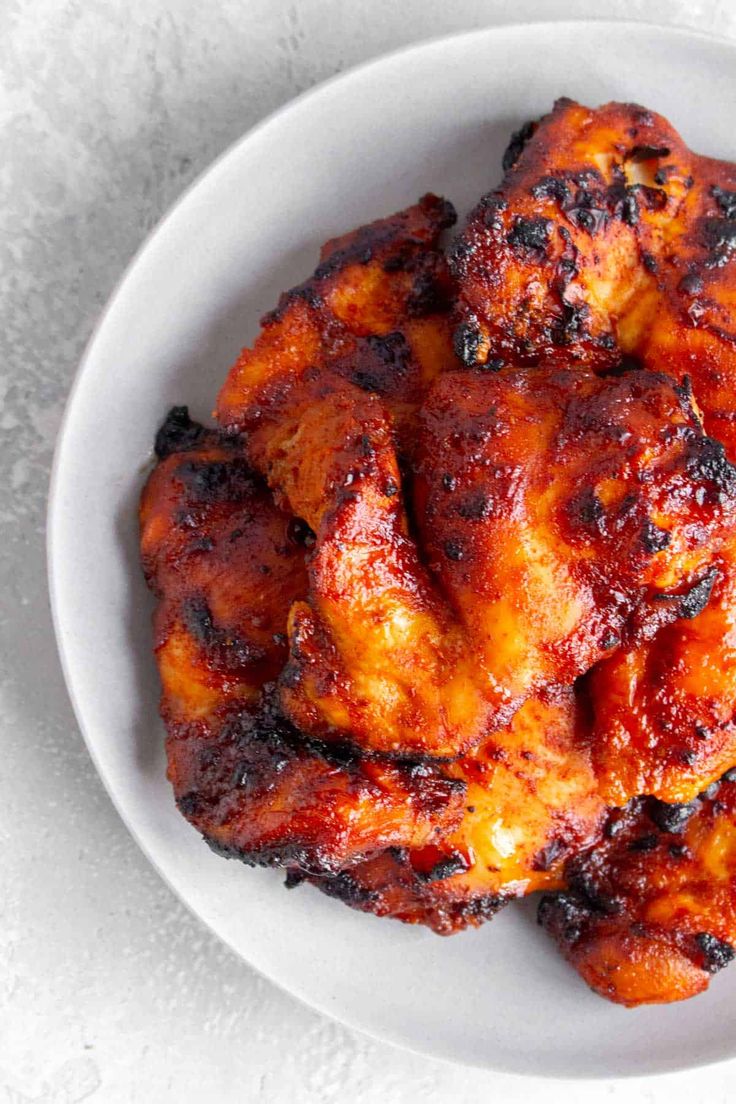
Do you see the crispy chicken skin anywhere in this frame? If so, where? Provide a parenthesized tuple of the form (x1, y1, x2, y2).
(216, 192, 457, 451)
(453, 98, 736, 456)
(301, 690, 605, 934)
(139, 408, 307, 713)
(589, 536, 736, 806)
(539, 774, 736, 1007)
(140, 410, 466, 871)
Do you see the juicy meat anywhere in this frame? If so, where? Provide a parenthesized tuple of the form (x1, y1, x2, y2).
(453, 97, 736, 458)
(302, 689, 605, 934)
(140, 414, 466, 871)
(539, 774, 736, 1006)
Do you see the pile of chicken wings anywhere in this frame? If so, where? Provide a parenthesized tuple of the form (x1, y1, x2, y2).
(140, 100, 736, 1006)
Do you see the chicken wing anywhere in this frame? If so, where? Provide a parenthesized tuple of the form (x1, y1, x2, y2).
(453, 98, 736, 457)
(216, 192, 457, 452)
(539, 773, 736, 1006)
(140, 410, 466, 871)
(301, 689, 605, 933)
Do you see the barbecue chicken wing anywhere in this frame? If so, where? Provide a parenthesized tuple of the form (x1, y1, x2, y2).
(302, 689, 605, 933)
(216, 192, 457, 451)
(453, 98, 736, 457)
(139, 410, 467, 871)
(539, 773, 736, 1006)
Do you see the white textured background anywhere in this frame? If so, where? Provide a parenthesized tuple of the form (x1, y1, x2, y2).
(5, 2, 736, 1100)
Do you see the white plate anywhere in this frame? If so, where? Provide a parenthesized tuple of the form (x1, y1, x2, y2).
(48, 20, 736, 1078)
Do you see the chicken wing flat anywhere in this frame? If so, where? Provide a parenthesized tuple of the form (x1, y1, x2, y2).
(301, 689, 605, 933)
(216, 192, 457, 451)
(140, 407, 307, 715)
(140, 410, 466, 871)
(539, 773, 736, 1006)
(453, 98, 736, 457)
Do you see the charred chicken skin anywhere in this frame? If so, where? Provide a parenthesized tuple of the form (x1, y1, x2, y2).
(453, 98, 736, 456)
(138, 102, 736, 1009)
(539, 773, 736, 1006)
(588, 535, 736, 806)
(303, 689, 605, 934)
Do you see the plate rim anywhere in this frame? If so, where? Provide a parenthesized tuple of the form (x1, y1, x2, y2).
(47, 17, 736, 1080)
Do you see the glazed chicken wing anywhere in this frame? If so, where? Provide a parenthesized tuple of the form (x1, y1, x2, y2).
(140, 410, 466, 871)
(539, 774, 736, 1006)
(453, 98, 736, 457)
(216, 192, 457, 451)
(302, 689, 605, 933)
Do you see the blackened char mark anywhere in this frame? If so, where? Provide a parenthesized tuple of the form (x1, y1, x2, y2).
(646, 797, 698, 833)
(679, 568, 719, 620)
(414, 851, 470, 883)
(154, 406, 207, 459)
(506, 216, 551, 253)
(502, 119, 537, 173)
(175, 456, 256, 506)
(350, 331, 411, 394)
(453, 320, 482, 367)
(695, 932, 736, 973)
(625, 144, 671, 163)
(712, 185, 736, 219)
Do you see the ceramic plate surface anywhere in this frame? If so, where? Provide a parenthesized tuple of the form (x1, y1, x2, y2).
(48, 20, 736, 1077)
